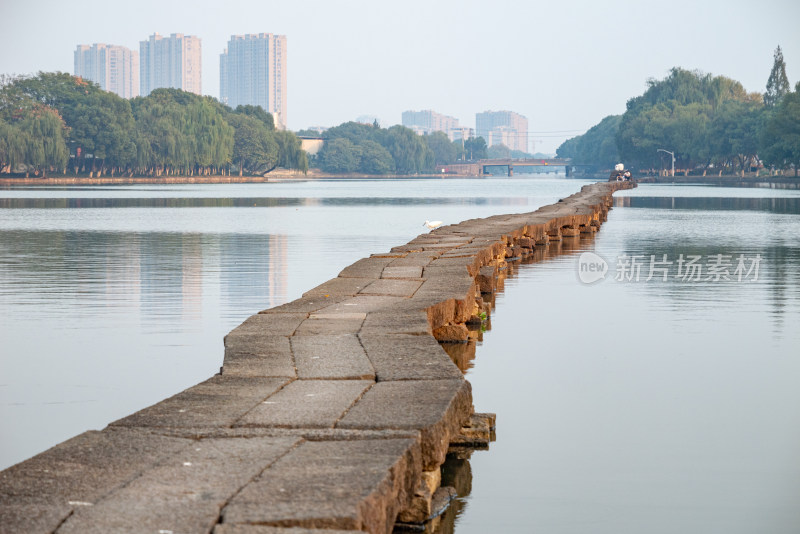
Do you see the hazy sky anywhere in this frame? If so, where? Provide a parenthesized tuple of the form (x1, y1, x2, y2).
(2, 0, 799, 152)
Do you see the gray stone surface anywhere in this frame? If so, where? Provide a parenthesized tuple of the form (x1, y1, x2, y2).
(58, 437, 299, 534)
(359, 334, 462, 381)
(380, 266, 423, 279)
(316, 295, 408, 315)
(337, 380, 472, 469)
(303, 277, 375, 297)
(111, 376, 290, 428)
(293, 315, 366, 336)
(0, 428, 190, 534)
(259, 295, 348, 314)
(221, 439, 421, 534)
(387, 252, 440, 267)
(292, 335, 374, 380)
(223, 335, 295, 378)
(358, 279, 423, 297)
(359, 310, 431, 336)
(338, 257, 395, 279)
(228, 313, 308, 338)
(236, 380, 373, 429)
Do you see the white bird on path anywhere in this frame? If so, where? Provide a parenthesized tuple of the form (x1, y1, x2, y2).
(423, 220, 443, 230)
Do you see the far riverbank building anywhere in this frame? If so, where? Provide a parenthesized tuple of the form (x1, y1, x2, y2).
(74, 44, 139, 99)
(402, 110, 471, 142)
(220, 34, 287, 129)
(139, 33, 202, 96)
(476, 110, 529, 153)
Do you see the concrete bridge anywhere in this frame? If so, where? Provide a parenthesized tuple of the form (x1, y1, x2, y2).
(0, 181, 635, 534)
(436, 158, 576, 177)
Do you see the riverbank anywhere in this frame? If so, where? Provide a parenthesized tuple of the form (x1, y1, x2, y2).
(0, 180, 635, 534)
(0, 169, 464, 186)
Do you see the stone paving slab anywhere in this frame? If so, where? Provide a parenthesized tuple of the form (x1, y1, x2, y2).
(316, 295, 408, 315)
(292, 334, 374, 380)
(358, 279, 423, 297)
(259, 296, 348, 314)
(292, 334, 375, 380)
(57, 436, 300, 534)
(0, 428, 191, 534)
(359, 310, 432, 336)
(336, 379, 472, 469)
(303, 277, 375, 298)
(294, 315, 366, 336)
(236, 380, 373, 429)
(223, 335, 295, 378)
(338, 257, 396, 279)
(380, 266, 423, 279)
(228, 313, 308, 338)
(221, 439, 421, 534)
(111, 376, 290, 429)
(387, 252, 441, 267)
(358, 334, 463, 381)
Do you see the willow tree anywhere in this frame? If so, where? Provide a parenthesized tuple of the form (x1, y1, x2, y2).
(131, 89, 233, 176)
(16, 105, 69, 177)
(228, 113, 279, 175)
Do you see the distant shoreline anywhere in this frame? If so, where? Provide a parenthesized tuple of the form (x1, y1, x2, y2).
(0, 170, 487, 186)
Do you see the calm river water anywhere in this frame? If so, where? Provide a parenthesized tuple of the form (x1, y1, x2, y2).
(1, 178, 798, 533)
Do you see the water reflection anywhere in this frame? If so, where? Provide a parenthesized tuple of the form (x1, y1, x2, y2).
(614, 195, 800, 213)
(0, 196, 534, 209)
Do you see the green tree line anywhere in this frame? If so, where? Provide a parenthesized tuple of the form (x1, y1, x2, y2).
(558, 47, 800, 176)
(0, 72, 308, 177)
(298, 122, 488, 175)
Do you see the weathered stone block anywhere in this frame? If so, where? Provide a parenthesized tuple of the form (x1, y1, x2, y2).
(432, 324, 470, 343)
(292, 335, 374, 380)
(221, 439, 421, 534)
(358, 334, 462, 382)
(236, 380, 374, 429)
(359, 279, 423, 297)
(110, 376, 290, 429)
(339, 257, 395, 279)
(337, 379, 473, 470)
(57, 437, 300, 534)
(303, 278, 375, 298)
(380, 266, 423, 279)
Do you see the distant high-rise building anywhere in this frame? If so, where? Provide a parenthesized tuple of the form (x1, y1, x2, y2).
(220, 34, 287, 129)
(139, 33, 202, 96)
(74, 44, 139, 99)
(476, 110, 529, 153)
(402, 110, 462, 141)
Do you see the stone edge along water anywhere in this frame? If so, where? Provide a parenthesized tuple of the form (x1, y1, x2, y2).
(0, 180, 636, 534)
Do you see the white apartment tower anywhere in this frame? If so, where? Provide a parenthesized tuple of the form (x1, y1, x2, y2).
(220, 34, 287, 129)
(139, 33, 202, 96)
(476, 110, 529, 153)
(74, 44, 139, 98)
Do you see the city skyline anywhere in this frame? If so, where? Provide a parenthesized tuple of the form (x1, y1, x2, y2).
(2, 0, 799, 152)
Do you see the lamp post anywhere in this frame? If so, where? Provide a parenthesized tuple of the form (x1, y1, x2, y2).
(657, 149, 675, 177)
